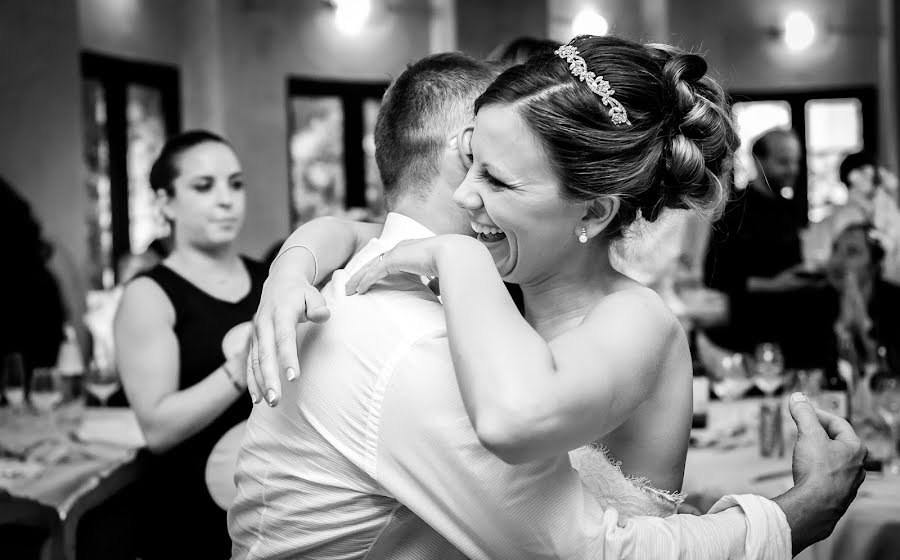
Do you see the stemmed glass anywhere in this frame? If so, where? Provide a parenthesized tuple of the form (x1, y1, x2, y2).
(871, 373, 900, 475)
(30, 367, 62, 414)
(85, 361, 120, 407)
(2, 353, 26, 412)
(752, 342, 786, 399)
(710, 352, 753, 402)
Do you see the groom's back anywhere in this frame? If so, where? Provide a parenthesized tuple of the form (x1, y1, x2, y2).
(228, 245, 459, 559)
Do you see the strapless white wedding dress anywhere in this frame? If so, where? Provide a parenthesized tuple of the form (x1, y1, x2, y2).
(569, 444, 685, 520)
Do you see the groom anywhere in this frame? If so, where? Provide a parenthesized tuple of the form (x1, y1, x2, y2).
(230, 53, 865, 559)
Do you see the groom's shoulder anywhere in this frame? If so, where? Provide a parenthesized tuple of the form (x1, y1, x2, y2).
(317, 272, 447, 341)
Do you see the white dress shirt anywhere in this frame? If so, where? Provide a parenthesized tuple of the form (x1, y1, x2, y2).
(228, 212, 792, 560)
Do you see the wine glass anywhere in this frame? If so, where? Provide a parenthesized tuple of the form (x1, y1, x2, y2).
(709, 352, 753, 402)
(30, 367, 62, 414)
(2, 353, 26, 412)
(753, 342, 786, 398)
(85, 361, 120, 407)
(871, 373, 900, 475)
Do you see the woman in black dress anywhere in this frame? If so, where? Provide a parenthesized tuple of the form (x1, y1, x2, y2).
(115, 131, 267, 559)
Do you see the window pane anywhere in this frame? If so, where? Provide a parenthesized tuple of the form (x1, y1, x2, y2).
(82, 79, 114, 289)
(805, 98, 863, 223)
(732, 101, 792, 190)
(288, 96, 346, 228)
(361, 98, 386, 222)
(126, 84, 168, 255)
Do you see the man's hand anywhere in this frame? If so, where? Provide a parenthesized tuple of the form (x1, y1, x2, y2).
(247, 257, 330, 407)
(748, 266, 824, 293)
(774, 393, 867, 555)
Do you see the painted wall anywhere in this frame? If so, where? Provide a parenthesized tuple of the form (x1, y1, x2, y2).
(549, 0, 654, 42)
(548, 0, 880, 91)
(457, 0, 548, 58)
(218, 0, 432, 256)
(669, 0, 880, 92)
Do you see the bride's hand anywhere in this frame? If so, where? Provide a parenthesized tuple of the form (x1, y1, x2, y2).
(345, 235, 469, 295)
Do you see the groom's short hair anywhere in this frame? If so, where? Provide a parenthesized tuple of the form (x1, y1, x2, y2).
(375, 53, 499, 207)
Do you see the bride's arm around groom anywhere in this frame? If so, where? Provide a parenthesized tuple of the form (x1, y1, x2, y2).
(245, 253, 864, 560)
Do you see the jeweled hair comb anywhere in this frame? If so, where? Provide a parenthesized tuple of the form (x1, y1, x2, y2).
(555, 44, 631, 126)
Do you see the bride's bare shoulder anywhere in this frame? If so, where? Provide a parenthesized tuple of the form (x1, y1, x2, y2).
(583, 285, 685, 349)
(595, 283, 673, 318)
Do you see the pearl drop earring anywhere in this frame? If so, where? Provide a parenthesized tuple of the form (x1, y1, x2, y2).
(578, 227, 588, 244)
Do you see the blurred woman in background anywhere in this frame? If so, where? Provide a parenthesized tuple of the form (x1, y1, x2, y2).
(115, 130, 267, 559)
(825, 223, 900, 373)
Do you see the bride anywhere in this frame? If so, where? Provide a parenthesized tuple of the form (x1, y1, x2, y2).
(252, 34, 737, 517)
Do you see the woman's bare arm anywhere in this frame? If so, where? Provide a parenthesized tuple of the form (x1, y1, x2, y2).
(345, 234, 682, 465)
(115, 278, 247, 452)
(247, 217, 384, 404)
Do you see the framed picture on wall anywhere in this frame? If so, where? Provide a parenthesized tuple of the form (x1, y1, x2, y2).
(286, 78, 388, 230)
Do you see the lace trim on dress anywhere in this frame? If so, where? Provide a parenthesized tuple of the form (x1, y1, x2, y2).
(569, 443, 686, 520)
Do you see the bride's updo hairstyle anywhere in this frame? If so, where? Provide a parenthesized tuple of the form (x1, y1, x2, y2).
(474, 35, 739, 239)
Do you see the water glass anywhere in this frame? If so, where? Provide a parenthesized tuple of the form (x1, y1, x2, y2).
(2, 353, 26, 411)
(30, 367, 62, 414)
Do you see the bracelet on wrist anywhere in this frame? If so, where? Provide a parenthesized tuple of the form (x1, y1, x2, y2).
(270, 244, 318, 285)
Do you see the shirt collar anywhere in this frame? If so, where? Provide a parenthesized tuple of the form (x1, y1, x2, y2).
(344, 212, 437, 276)
(377, 212, 436, 250)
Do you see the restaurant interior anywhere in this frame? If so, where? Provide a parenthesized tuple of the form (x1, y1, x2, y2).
(1, 0, 900, 558)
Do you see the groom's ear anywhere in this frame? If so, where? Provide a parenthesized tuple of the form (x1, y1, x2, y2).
(580, 197, 620, 241)
(453, 124, 475, 171)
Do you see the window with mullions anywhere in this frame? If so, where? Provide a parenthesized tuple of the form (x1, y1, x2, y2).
(286, 79, 388, 230)
(81, 52, 180, 288)
(730, 88, 877, 226)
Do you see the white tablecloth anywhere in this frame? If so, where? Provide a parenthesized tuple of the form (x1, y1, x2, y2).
(685, 401, 900, 560)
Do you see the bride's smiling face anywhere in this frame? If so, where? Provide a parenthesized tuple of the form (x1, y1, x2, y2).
(453, 105, 587, 284)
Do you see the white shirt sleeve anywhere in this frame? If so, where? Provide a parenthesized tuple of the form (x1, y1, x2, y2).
(374, 336, 792, 560)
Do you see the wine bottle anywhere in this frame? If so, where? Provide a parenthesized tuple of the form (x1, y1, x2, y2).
(821, 367, 851, 420)
(689, 329, 709, 429)
(824, 330, 855, 420)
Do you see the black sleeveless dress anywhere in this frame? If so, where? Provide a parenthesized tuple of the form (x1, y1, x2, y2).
(135, 257, 266, 559)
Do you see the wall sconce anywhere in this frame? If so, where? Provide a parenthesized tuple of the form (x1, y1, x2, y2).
(571, 7, 609, 37)
(783, 11, 815, 51)
(328, 0, 371, 35)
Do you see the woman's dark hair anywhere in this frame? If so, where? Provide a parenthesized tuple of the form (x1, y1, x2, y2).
(146, 236, 172, 259)
(149, 130, 232, 196)
(0, 175, 53, 264)
(475, 35, 739, 240)
(839, 150, 878, 187)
